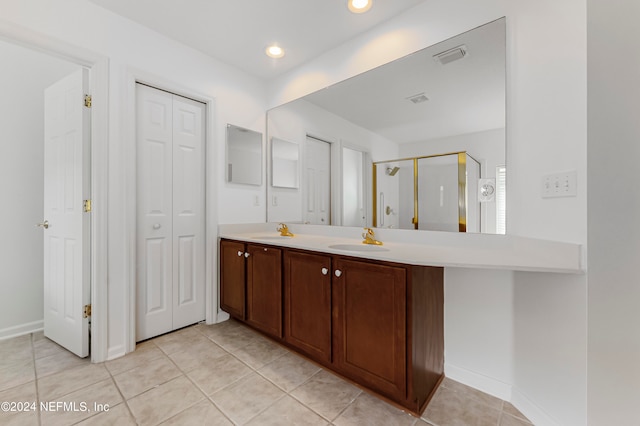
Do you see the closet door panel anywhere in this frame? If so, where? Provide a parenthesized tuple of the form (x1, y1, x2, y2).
(172, 95, 206, 329)
(136, 85, 174, 341)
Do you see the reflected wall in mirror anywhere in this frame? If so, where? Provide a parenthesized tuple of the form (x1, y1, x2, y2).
(271, 137, 299, 188)
(267, 18, 505, 233)
(226, 124, 262, 186)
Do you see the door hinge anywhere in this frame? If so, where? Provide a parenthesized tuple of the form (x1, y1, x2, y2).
(83, 304, 92, 318)
(83, 199, 92, 213)
(84, 94, 92, 108)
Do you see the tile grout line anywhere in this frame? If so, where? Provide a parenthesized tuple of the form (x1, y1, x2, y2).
(31, 333, 42, 426)
(203, 327, 335, 423)
(194, 323, 334, 425)
(160, 338, 238, 426)
(102, 353, 140, 426)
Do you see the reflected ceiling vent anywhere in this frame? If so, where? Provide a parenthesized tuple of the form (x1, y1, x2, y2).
(406, 92, 429, 104)
(433, 44, 467, 65)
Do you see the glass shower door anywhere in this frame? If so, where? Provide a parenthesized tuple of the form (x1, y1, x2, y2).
(417, 154, 460, 232)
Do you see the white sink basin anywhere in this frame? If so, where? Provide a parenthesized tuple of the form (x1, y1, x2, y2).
(328, 244, 389, 252)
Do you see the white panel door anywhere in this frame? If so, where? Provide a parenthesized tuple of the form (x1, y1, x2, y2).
(43, 68, 91, 358)
(136, 84, 173, 340)
(136, 84, 205, 341)
(304, 137, 331, 225)
(171, 95, 205, 329)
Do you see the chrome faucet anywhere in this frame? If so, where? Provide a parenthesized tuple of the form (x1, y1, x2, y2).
(277, 223, 294, 237)
(362, 228, 383, 245)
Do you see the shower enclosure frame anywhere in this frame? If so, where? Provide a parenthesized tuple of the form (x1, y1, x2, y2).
(372, 151, 481, 232)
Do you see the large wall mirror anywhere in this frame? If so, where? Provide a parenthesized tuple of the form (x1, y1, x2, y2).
(267, 18, 506, 234)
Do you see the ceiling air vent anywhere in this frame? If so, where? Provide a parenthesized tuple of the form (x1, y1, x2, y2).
(406, 92, 429, 104)
(433, 45, 467, 65)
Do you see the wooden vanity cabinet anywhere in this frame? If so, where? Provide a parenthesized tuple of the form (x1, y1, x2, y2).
(219, 239, 282, 338)
(332, 258, 408, 403)
(219, 238, 444, 415)
(283, 250, 332, 363)
(245, 244, 282, 337)
(219, 240, 246, 319)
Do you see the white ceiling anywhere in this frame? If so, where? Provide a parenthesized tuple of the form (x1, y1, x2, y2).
(86, 0, 429, 80)
(300, 19, 506, 144)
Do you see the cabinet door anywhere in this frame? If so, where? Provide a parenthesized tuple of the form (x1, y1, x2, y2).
(333, 258, 407, 400)
(246, 245, 282, 337)
(219, 240, 246, 319)
(284, 250, 332, 363)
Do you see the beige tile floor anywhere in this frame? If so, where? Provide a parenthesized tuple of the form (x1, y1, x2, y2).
(0, 319, 533, 426)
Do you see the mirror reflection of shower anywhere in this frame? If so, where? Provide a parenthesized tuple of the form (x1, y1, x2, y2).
(374, 152, 481, 232)
(386, 166, 400, 176)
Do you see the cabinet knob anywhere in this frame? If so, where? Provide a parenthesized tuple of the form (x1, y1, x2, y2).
(321, 267, 328, 275)
(244, 252, 250, 258)
(237, 251, 243, 257)
(334, 269, 342, 278)
(153, 223, 161, 230)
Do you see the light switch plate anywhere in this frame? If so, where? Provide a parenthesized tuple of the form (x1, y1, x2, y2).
(541, 171, 577, 198)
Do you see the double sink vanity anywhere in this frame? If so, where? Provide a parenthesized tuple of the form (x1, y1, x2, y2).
(218, 223, 582, 415)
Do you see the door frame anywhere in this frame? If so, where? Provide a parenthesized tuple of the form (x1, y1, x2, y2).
(124, 70, 218, 354)
(0, 20, 110, 362)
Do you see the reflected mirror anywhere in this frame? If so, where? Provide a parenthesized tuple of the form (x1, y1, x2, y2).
(271, 137, 299, 188)
(226, 124, 262, 186)
(267, 18, 505, 233)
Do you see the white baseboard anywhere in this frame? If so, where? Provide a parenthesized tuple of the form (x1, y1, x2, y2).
(445, 363, 512, 401)
(511, 387, 561, 426)
(445, 363, 563, 426)
(106, 344, 126, 361)
(0, 320, 43, 341)
(215, 310, 230, 323)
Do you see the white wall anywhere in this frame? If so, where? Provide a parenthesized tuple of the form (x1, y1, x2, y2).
(1, 0, 266, 357)
(444, 268, 514, 398)
(269, 1, 588, 425)
(587, 0, 640, 424)
(0, 40, 79, 338)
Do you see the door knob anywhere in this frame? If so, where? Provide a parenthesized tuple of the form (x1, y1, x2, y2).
(36, 220, 49, 229)
(334, 269, 342, 278)
(321, 267, 328, 275)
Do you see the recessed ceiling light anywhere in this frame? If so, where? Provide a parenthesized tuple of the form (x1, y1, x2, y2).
(348, 0, 372, 13)
(266, 45, 285, 59)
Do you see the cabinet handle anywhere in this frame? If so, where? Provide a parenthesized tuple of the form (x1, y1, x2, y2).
(153, 223, 161, 230)
(321, 267, 328, 275)
(334, 269, 342, 278)
(245, 252, 250, 258)
(264, 248, 268, 252)
(237, 251, 243, 257)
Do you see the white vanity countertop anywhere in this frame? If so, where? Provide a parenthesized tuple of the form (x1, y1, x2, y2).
(218, 223, 583, 274)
